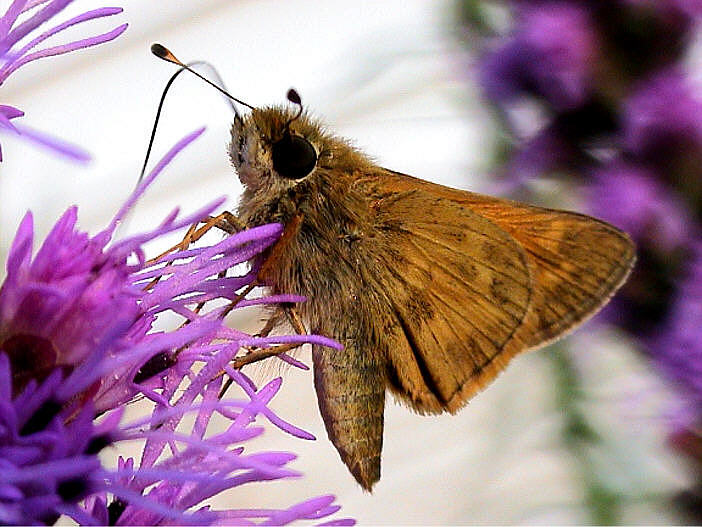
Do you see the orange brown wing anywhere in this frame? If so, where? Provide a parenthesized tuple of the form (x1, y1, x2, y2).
(365, 170, 635, 414)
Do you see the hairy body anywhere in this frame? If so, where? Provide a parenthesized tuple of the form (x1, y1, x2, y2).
(231, 106, 635, 490)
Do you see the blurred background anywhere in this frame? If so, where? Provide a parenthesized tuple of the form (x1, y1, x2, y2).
(1, 0, 700, 523)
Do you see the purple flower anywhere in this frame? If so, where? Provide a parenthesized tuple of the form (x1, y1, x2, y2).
(0, 352, 127, 525)
(86, 371, 354, 525)
(0, 128, 352, 525)
(479, 1, 597, 110)
(1, 352, 353, 525)
(464, 0, 702, 516)
(501, 122, 580, 189)
(588, 162, 693, 250)
(624, 0, 702, 22)
(623, 68, 702, 163)
(1, 129, 229, 402)
(0, 1, 128, 162)
(586, 161, 696, 337)
(653, 242, 702, 424)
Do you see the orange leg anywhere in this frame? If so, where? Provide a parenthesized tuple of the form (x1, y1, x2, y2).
(147, 211, 245, 266)
(218, 304, 309, 397)
(143, 210, 309, 392)
(143, 212, 246, 292)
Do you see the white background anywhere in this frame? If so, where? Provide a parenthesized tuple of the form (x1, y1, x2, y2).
(0, 1, 691, 524)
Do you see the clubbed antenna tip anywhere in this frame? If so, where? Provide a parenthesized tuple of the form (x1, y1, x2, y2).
(151, 43, 183, 66)
(287, 88, 302, 105)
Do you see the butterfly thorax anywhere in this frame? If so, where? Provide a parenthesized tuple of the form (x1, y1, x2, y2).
(230, 108, 395, 344)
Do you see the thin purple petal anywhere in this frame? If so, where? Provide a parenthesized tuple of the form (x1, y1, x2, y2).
(0, 7, 124, 80)
(8, 122, 90, 161)
(1, 0, 71, 52)
(0, 23, 128, 80)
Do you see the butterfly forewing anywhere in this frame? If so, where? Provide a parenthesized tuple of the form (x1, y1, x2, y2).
(367, 170, 635, 413)
(451, 192, 636, 350)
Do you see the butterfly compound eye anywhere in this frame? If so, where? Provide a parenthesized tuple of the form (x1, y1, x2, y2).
(272, 133, 317, 180)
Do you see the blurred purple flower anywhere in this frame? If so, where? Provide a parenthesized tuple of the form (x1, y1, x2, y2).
(464, 0, 702, 518)
(0, 0, 127, 162)
(654, 242, 702, 422)
(500, 123, 580, 189)
(0, 128, 351, 525)
(586, 161, 696, 337)
(479, 1, 597, 110)
(468, 0, 702, 341)
(588, 162, 693, 250)
(623, 68, 702, 163)
(624, 0, 702, 21)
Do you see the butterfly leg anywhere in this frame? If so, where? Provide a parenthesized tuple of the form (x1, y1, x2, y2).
(217, 305, 309, 397)
(218, 213, 309, 395)
(283, 304, 307, 335)
(147, 211, 245, 267)
(213, 211, 246, 234)
(221, 214, 308, 363)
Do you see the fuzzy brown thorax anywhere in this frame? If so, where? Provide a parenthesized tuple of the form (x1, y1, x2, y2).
(228, 107, 387, 328)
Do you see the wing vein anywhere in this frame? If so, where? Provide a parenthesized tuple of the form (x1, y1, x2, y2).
(407, 228, 527, 286)
(392, 306, 451, 404)
(406, 236, 525, 328)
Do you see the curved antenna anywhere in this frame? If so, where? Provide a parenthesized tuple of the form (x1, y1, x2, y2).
(151, 44, 255, 111)
(283, 88, 304, 132)
(138, 61, 204, 185)
(201, 62, 237, 115)
(139, 44, 256, 185)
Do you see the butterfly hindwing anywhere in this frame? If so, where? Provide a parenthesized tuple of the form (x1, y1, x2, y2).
(369, 186, 533, 414)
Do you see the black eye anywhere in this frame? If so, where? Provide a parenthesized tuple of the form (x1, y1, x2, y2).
(272, 133, 317, 180)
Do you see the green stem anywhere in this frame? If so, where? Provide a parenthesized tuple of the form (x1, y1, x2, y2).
(549, 342, 622, 524)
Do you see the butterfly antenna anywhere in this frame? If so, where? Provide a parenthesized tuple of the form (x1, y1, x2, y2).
(138, 44, 256, 185)
(283, 88, 304, 131)
(151, 44, 254, 111)
(138, 61, 203, 185)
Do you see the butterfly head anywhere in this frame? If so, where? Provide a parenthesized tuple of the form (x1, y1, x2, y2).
(229, 104, 325, 192)
(229, 92, 373, 197)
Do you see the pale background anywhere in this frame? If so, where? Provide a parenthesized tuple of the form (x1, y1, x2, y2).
(0, 1, 691, 524)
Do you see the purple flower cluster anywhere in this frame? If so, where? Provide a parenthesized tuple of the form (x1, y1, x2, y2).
(479, 2, 597, 111)
(0, 0, 128, 162)
(0, 128, 352, 525)
(0, 2, 355, 525)
(464, 0, 702, 483)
